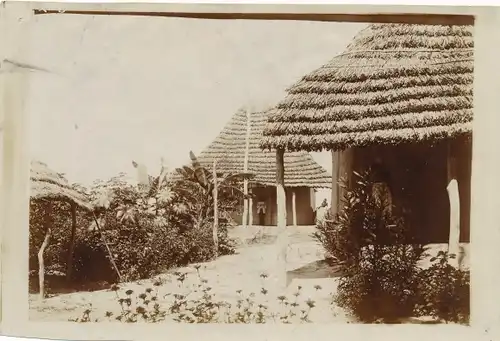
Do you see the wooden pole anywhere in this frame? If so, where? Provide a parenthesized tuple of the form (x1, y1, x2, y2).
(242, 180, 249, 227)
(242, 108, 252, 227)
(292, 190, 297, 227)
(66, 203, 77, 283)
(38, 201, 53, 300)
(213, 160, 219, 257)
(92, 214, 122, 281)
(447, 141, 461, 268)
(330, 150, 340, 217)
(249, 188, 253, 226)
(337, 149, 353, 214)
(275, 148, 288, 290)
(38, 227, 51, 300)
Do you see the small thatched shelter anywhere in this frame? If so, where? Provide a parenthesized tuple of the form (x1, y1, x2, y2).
(30, 160, 93, 299)
(261, 24, 473, 266)
(31, 161, 92, 209)
(174, 108, 332, 226)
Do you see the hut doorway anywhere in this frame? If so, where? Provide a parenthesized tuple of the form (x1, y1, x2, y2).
(351, 138, 471, 244)
(232, 185, 317, 226)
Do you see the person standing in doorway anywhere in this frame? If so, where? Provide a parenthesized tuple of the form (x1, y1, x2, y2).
(370, 159, 393, 217)
(315, 199, 329, 224)
(257, 201, 266, 226)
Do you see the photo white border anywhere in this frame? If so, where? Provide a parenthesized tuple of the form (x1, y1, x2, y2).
(2, 1, 500, 340)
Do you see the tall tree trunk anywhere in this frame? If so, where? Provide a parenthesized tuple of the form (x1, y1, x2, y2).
(38, 226, 51, 300)
(213, 160, 219, 257)
(66, 203, 77, 283)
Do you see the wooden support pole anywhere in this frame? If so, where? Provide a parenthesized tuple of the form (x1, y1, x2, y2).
(275, 148, 288, 290)
(292, 190, 297, 227)
(92, 214, 123, 282)
(38, 201, 53, 300)
(447, 141, 461, 269)
(38, 227, 51, 300)
(66, 203, 77, 283)
(242, 181, 249, 228)
(213, 160, 219, 257)
(330, 150, 339, 217)
(242, 108, 252, 228)
(337, 149, 353, 214)
(249, 188, 253, 227)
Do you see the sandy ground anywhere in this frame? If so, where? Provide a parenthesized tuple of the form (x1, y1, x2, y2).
(29, 226, 353, 323)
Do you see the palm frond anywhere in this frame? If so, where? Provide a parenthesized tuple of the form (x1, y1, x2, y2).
(189, 151, 208, 186)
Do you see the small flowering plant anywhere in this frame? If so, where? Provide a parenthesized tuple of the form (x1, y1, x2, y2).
(71, 268, 323, 323)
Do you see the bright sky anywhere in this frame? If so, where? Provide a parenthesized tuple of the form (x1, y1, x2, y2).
(25, 14, 366, 192)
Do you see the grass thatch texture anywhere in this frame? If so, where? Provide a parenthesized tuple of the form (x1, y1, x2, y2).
(261, 24, 474, 152)
(173, 109, 331, 188)
(30, 161, 92, 210)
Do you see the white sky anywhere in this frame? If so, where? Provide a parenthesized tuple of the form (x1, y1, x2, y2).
(24, 14, 366, 193)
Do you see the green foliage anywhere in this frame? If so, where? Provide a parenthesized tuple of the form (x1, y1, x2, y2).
(29, 200, 95, 278)
(415, 251, 470, 324)
(30, 156, 239, 291)
(314, 170, 470, 324)
(314, 170, 425, 323)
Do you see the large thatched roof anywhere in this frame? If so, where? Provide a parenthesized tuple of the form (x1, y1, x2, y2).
(30, 160, 93, 210)
(174, 109, 331, 188)
(261, 24, 474, 152)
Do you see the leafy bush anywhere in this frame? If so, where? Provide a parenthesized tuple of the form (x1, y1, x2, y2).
(30, 154, 242, 293)
(415, 251, 470, 324)
(314, 170, 425, 323)
(69, 220, 234, 284)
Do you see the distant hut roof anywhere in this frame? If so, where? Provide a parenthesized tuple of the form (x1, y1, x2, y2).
(30, 160, 93, 210)
(261, 24, 474, 152)
(173, 109, 332, 188)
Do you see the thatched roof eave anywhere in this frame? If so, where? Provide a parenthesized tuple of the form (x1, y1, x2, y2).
(30, 161, 93, 211)
(261, 23, 474, 152)
(172, 108, 332, 188)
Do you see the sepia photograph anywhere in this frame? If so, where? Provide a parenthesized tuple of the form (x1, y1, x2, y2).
(4, 4, 476, 327)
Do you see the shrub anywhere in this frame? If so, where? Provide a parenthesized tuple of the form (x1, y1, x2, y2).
(415, 251, 470, 324)
(71, 202, 235, 283)
(314, 170, 425, 323)
(30, 158, 239, 290)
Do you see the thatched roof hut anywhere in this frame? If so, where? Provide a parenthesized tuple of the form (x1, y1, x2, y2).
(192, 108, 332, 188)
(30, 160, 93, 299)
(261, 24, 473, 152)
(31, 160, 92, 210)
(259, 24, 474, 280)
(173, 108, 332, 226)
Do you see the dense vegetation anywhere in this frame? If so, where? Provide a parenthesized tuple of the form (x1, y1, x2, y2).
(314, 170, 470, 324)
(29, 154, 242, 294)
